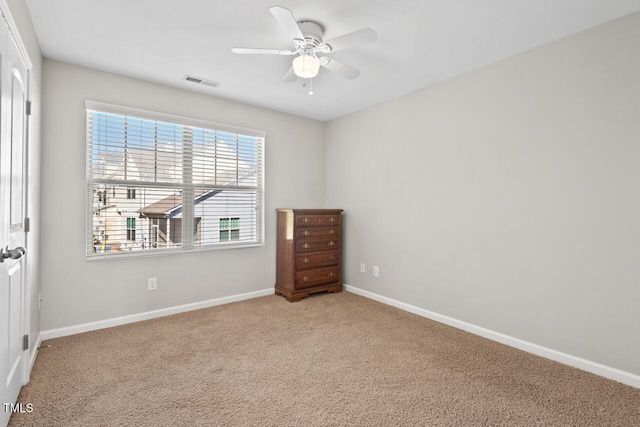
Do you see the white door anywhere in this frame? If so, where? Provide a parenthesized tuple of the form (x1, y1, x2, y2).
(0, 16, 29, 427)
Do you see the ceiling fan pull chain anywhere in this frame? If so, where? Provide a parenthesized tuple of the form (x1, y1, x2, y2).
(308, 78, 314, 96)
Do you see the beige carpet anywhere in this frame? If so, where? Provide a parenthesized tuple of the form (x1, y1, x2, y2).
(10, 292, 640, 426)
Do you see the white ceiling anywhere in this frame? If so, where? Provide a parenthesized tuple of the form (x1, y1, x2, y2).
(24, 0, 640, 121)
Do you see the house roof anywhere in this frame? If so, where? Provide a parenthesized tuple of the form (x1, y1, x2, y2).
(138, 189, 222, 218)
(137, 193, 183, 217)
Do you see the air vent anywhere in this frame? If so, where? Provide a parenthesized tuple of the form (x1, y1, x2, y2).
(183, 75, 220, 88)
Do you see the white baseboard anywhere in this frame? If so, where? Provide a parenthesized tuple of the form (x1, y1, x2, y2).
(29, 332, 42, 371)
(41, 288, 274, 341)
(344, 284, 640, 390)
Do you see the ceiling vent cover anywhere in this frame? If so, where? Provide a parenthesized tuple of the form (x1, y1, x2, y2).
(183, 75, 220, 88)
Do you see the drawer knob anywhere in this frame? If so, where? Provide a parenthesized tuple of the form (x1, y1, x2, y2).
(328, 241, 335, 247)
(303, 243, 310, 249)
(329, 217, 335, 223)
(329, 229, 335, 235)
(303, 276, 310, 282)
(303, 230, 310, 236)
(303, 218, 310, 223)
(328, 272, 335, 278)
(329, 255, 335, 261)
(303, 258, 310, 264)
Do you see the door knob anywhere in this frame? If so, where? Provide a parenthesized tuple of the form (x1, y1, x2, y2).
(0, 246, 25, 263)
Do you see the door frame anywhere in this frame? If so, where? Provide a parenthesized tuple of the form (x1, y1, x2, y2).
(0, 0, 33, 388)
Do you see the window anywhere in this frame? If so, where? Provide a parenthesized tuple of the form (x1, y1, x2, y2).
(220, 217, 240, 241)
(86, 101, 265, 258)
(97, 189, 107, 205)
(126, 217, 136, 241)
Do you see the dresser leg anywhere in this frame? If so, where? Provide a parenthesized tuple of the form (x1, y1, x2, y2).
(326, 284, 343, 294)
(289, 292, 309, 302)
(275, 286, 310, 302)
(276, 285, 342, 302)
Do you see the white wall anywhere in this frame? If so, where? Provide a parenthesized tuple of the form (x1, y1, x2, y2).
(7, 0, 43, 366)
(326, 12, 640, 376)
(41, 59, 326, 330)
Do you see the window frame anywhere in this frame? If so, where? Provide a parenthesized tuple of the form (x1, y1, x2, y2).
(85, 101, 266, 261)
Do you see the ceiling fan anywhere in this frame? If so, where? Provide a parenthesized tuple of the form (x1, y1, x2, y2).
(231, 6, 376, 88)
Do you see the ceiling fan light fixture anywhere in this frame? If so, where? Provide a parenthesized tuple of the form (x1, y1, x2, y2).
(293, 54, 320, 78)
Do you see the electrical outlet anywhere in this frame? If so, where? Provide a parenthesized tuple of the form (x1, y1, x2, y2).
(373, 266, 379, 277)
(360, 263, 366, 273)
(148, 277, 158, 291)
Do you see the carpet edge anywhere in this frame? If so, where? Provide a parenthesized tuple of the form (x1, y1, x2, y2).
(40, 288, 274, 341)
(344, 284, 640, 390)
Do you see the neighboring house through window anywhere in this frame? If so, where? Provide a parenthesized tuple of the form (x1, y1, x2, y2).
(86, 101, 265, 258)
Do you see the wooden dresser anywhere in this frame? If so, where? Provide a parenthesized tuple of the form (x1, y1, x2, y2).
(275, 209, 343, 302)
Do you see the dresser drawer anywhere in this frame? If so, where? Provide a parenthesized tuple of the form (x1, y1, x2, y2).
(295, 214, 340, 227)
(295, 227, 339, 239)
(296, 238, 340, 252)
(295, 266, 340, 289)
(296, 250, 339, 269)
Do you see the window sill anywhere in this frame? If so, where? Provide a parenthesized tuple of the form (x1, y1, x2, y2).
(86, 242, 264, 262)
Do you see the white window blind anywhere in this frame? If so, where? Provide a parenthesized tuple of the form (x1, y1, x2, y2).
(86, 101, 265, 259)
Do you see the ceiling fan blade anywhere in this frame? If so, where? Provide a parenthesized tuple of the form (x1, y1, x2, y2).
(282, 66, 298, 83)
(320, 57, 361, 79)
(269, 6, 305, 42)
(231, 47, 296, 55)
(321, 28, 377, 53)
